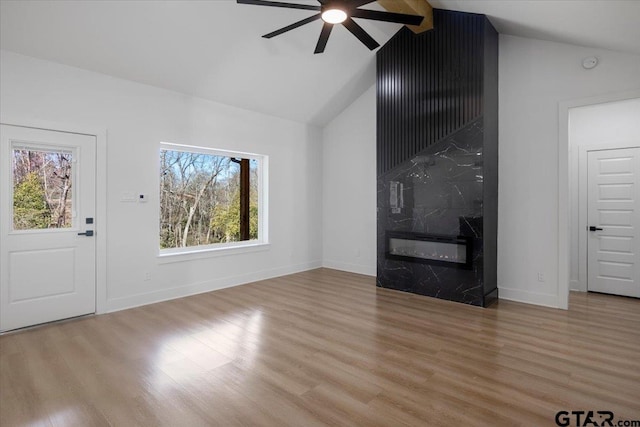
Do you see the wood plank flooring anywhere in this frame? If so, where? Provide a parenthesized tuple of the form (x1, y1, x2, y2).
(1, 268, 639, 426)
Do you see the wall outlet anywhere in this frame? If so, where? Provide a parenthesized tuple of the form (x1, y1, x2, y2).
(537, 272, 545, 282)
(355, 248, 361, 258)
(144, 271, 151, 281)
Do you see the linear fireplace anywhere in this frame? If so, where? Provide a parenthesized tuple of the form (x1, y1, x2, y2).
(386, 231, 473, 270)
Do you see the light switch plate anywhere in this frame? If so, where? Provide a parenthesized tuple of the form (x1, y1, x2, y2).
(121, 192, 136, 202)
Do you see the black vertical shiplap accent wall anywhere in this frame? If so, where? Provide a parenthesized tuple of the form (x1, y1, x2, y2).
(377, 10, 485, 176)
(376, 9, 498, 307)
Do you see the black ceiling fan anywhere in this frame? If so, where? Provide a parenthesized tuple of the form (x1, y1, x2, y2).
(237, 0, 424, 54)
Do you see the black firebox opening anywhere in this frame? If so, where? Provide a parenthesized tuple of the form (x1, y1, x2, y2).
(386, 231, 473, 270)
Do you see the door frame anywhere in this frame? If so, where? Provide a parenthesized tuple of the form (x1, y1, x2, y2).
(0, 116, 108, 314)
(577, 144, 640, 292)
(559, 89, 640, 309)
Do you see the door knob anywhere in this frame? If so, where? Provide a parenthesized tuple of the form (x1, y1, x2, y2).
(78, 230, 94, 236)
(589, 226, 603, 231)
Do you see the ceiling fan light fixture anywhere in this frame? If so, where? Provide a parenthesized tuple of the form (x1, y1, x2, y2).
(321, 8, 347, 24)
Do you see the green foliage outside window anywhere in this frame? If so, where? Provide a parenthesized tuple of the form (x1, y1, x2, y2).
(210, 186, 259, 242)
(13, 172, 51, 229)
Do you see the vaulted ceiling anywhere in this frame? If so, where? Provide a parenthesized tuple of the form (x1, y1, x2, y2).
(1, 1, 639, 126)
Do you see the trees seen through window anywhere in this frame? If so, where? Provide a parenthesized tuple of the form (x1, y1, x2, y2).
(159, 148, 259, 250)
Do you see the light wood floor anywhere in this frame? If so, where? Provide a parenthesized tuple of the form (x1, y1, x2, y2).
(1, 268, 639, 426)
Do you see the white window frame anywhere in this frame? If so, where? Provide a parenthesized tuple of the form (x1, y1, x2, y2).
(157, 142, 269, 262)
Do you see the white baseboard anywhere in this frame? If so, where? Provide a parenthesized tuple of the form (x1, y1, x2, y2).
(322, 259, 376, 276)
(105, 260, 322, 313)
(498, 287, 560, 308)
(570, 279, 580, 291)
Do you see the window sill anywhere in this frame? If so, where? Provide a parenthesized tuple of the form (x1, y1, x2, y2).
(157, 242, 270, 264)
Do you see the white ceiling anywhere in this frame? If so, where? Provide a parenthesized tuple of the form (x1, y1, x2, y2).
(1, 0, 639, 126)
(429, 0, 640, 55)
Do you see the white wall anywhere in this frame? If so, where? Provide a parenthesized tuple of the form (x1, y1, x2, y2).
(0, 50, 323, 312)
(569, 97, 640, 291)
(499, 35, 640, 307)
(322, 85, 376, 276)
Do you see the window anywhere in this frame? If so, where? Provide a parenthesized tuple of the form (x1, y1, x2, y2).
(159, 143, 266, 255)
(12, 145, 75, 231)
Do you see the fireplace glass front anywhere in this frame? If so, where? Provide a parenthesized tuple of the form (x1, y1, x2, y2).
(386, 232, 472, 269)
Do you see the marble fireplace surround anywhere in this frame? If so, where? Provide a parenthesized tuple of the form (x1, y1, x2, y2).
(377, 118, 496, 306)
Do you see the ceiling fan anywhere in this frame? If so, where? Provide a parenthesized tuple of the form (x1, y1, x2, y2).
(237, 0, 424, 54)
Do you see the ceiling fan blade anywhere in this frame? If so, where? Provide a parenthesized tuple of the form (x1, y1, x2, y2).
(342, 17, 379, 50)
(263, 14, 322, 38)
(351, 9, 424, 25)
(237, 0, 320, 11)
(314, 22, 334, 54)
(317, 0, 374, 7)
(349, 0, 377, 7)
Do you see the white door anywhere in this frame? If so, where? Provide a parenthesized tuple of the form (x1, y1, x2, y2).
(587, 147, 640, 298)
(0, 124, 96, 331)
